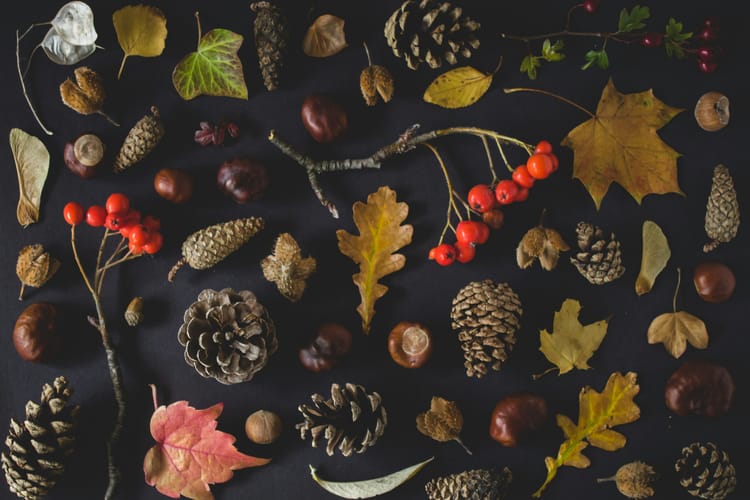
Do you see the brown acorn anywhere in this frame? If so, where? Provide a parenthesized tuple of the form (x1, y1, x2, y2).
(360, 43, 394, 106)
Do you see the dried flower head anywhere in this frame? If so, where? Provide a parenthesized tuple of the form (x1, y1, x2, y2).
(517, 224, 570, 271)
(16, 244, 60, 300)
(261, 233, 316, 302)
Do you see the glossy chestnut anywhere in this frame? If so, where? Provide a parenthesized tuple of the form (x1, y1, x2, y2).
(665, 359, 734, 417)
(301, 93, 348, 143)
(13, 302, 60, 363)
(387, 321, 432, 368)
(693, 262, 735, 303)
(154, 168, 194, 204)
(489, 393, 548, 447)
(217, 157, 269, 204)
(298, 323, 352, 372)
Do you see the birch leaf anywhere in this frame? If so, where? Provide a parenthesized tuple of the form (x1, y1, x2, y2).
(303, 15, 347, 57)
(113, 5, 168, 79)
(423, 65, 496, 109)
(336, 186, 413, 334)
(310, 457, 433, 499)
(635, 220, 671, 295)
(10, 129, 50, 227)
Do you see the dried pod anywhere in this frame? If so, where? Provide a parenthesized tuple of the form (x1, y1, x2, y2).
(489, 393, 547, 447)
(665, 359, 734, 417)
(59, 67, 118, 125)
(516, 224, 569, 271)
(597, 461, 658, 499)
(261, 233, 316, 302)
(245, 410, 282, 444)
(16, 244, 60, 300)
(360, 43, 394, 106)
(694, 92, 729, 131)
(13, 302, 61, 363)
(113, 106, 165, 173)
(416, 396, 471, 454)
(64, 133, 104, 179)
(124, 296, 144, 326)
(299, 323, 352, 373)
(388, 321, 432, 368)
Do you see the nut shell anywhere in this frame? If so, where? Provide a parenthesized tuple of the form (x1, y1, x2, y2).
(489, 393, 547, 447)
(694, 91, 729, 131)
(298, 323, 352, 372)
(387, 321, 432, 368)
(245, 410, 282, 444)
(665, 359, 734, 417)
(693, 262, 735, 303)
(13, 302, 61, 363)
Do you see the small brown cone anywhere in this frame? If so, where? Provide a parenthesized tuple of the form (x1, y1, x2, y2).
(251, 1, 289, 91)
(570, 222, 625, 285)
(675, 442, 736, 500)
(704, 164, 739, 252)
(113, 106, 165, 173)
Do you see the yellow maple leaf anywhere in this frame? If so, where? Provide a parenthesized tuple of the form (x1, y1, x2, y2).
(562, 78, 684, 209)
(113, 5, 168, 79)
(337, 186, 413, 334)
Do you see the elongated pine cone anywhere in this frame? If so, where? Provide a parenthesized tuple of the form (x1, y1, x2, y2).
(450, 280, 522, 378)
(113, 106, 164, 172)
(570, 222, 625, 285)
(675, 442, 736, 500)
(704, 164, 739, 252)
(425, 467, 512, 500)
(178, 288, 277, 384)
(296, 383, 386, 457)
(2, 377, 78, 500)
(251, 1, 289, 91)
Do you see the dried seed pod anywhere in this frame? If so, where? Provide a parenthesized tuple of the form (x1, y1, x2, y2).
(694, 92, 729, 132)
(516, 224, 569, 271)
(59, 67, 118, 125)
(597, 461, 658, 499)
(113, 106, 165, 173)
(64, 134, 104, 179)
(124, 297, 144, 326)
(360, 43, 394, 106)
(16, 244, 60, 300)
(168, 217, 265, 282)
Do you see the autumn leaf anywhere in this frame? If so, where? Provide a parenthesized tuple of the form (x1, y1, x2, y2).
(416, 397, 471, 454)
(562, 78, 684, 209)
(533, 372, 640, 497)
(423, 59, 501, 109)
(635, 220, 671, 295)
(535, 299, 609, 379)
(113, 5, 167, 80)
(303, 15, 347, 57)
(337, 186, 413, 334)
(143, 387, 270, 500)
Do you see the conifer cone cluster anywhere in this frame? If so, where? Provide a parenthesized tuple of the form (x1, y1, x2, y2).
(570, 222, 625, 285)
(675, 442, 736, 500)
(425, 467, 512, 500)
(704, 164, 739, 252)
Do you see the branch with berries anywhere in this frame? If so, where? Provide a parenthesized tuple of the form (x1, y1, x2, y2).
(501, 3, 721, 79)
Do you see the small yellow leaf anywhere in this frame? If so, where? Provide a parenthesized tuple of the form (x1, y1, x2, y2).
(113, 5, 168, 79)
(647, 311, 708, 358)
(303, 15, 347, 58)
(636, 220, 671, 295)
(423, 66, 494, 109)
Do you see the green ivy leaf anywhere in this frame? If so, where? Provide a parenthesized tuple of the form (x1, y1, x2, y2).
(172, 28, 248, 100)
(542, 39, 566, 62)
(582, 49, 609, 70)
(618, 5, 650, 33)
(520, 54, 540, 80)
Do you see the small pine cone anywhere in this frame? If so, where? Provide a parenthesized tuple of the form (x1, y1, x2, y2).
(360, 65, 394, 106)
(598, 461, 658, 499)
(675, 442, 736, 500)
(704, 165, 739, 252)
(251, 2, 289, 91)
(450, 280, 522, 378)
(570, 222, 625, 285)
(425, 467, 512, 500)
(296, 383, 387, 457)
(113, 106, 165, 172)
(1, 377, 79, 500)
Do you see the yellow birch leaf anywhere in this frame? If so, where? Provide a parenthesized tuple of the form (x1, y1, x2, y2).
(337, 186, 413, 334)
(636, 220, 671, 295)
(303, 15, 347, 58)
(113, 5, 167, 79)
(10, 128, 49, 227)
(423, 65, 495, 109)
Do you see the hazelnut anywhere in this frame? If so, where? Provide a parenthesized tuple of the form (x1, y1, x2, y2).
(13, 302, 61, 363)
(244, 410, 282, 444)
(154, 168, 194, 204)
(693, 262, 735, 303)
(387, 321, 432, 368)
(217, 157, 269, 204)
(299, 323, 352, 372)
(301, 93, 348, 143)
(489, 393, 548, 447)
(64, 133, 104, 179)
(694, 91, 729, 131)
(665, 359, 734, 417)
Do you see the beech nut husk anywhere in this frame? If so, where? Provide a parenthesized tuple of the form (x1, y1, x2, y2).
(13, 302, 61, 363)
(694, 91, 729, 131)
(245, 410, 282, 444)
(489, 393, 548, 447)
(298, 323, 352, 372)
(154, 168, 194, 204)
(387, 321, 432, 368)
(665, 359, 734, 417)
(64, 133, 104, 179)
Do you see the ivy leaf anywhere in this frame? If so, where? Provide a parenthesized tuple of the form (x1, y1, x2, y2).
(113, 5, 167, 79)
(423, 59, 501, 108)
(618, 5, 650, 33)
(520, 55, 540, 80)
(172, 22, 247, 100)
(303, 14, 347, 58)
(582, 49, 609, 70)
(337, 186, 413, 334)
(416, 397, 471, 454)
(541, 39, 565, 62)
(533, 372, 641, 497)
(665, 18, 692, 59)
(561, 78, 684, 209)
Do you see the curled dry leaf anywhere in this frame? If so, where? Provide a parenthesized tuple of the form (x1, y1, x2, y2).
(113, 5, 168, 79)
(303, 14, 347, 58)
(261, 233, 317, 302)
(423, 58, 501, 109)
(10, 128, 49, 227)
(636, 220, 670, 295)
(16, 244, 60, 300)
(416, 397, 472, 454)
(310, 457, 434, 499)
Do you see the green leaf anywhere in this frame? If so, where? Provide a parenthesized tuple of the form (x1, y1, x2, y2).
(582, 49, 608, 70)
(665, 18, 692, 59)
(520, 55, 540, 80)
(618, 5, 650, 33)
(542, 39, 565, 62)
(172, 28, 248, 100)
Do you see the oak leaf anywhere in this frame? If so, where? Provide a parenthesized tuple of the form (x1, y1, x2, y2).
(635, 220, 671, 295)
(562, 78, 684, 209)
(337, 186, 413, 334)
(303, 15, 347, 57)
(143, 390, 270, 500)
(423, 59, 501, 109)
(113, 5, 167, 79)
(533, 372, 640, 497)
(416, 397, 471, 454)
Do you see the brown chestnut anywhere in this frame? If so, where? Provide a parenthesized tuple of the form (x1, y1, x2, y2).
(217, 157, 269, 204)
(64, 133, 104, 179)
(13, 302, 60, 363)
(154, 168, 194, 204)
(489, 393, 548, 447)
(693, 262, 735, 303)
(301, 93, 348, 143)
(299, 323, 352, 372)
(387, 321, 432, 368)
(665, 359, 734, 417)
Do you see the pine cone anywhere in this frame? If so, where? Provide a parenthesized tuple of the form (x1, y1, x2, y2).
(675, 442, 736, 500)
(113, 106, 165, 172)
(425, 467, 512, 500)
(251, 2, 289, 91)
(296, 383, 387, 457)
(704, 165, 739, 252)
(2, 377, 78, 500)
(570, 222, 625, 285)
(385, 0, 480, 70)
(178, 288, 277, 385)
(450, 280, 522, 378)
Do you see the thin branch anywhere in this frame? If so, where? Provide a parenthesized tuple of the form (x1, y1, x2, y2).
(504, 87, 596, 119)
(16, 29, 52, 135)
(70, 226, 95, 295)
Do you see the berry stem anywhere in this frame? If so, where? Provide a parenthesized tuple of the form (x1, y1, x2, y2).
(500, 29, 637, 43)
(478, 134, 498, 183)
(423, 142, 463, 243)
(504, 87, 595, 118)
(494, 138, 516, 173)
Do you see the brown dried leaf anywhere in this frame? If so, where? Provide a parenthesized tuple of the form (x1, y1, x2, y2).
(303, 14, 347, 58)
(635, 220, 671, 295)
(416, 397, 471, 454)
(261, 233, 316, 302)
(647, 311, 708, 358)
(10, 128, 50, 227)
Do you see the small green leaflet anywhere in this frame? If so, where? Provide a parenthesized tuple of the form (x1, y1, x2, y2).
(582, 49, 609, 70)
(520, 55, 541, 80)
(665, 18, 692, 58)
(310, 457, 434, 498)
(618, 5, 650, 33)
(172, 28, 248, 100)
(542, 39, 565, 62)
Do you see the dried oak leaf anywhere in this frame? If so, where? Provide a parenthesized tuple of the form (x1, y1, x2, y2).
(416, 397, 471, 454)
(337, 186, 413, 334)
(10, 128, 50, 227)
(113, 5, 167, 79)
(143, 388, 270, 500)
(533, 372, 641, 497)
(261, 233, 317, 302)
(562, 78, 684, 209)
(303, 14, 347, 58)
(635, 220, 671, 295)
(517, 224, 570, 271)
(17, 244, 60, 300)
(423, 59, 501, 109)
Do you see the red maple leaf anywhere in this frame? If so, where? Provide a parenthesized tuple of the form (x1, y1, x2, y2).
(143, 387, 270, 500)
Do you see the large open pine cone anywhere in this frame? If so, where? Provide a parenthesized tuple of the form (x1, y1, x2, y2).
(425, 467, 512, 500)
(570, 222, 625, 285)
(178, 288, 277, 385)
(675, 442, 736, 500)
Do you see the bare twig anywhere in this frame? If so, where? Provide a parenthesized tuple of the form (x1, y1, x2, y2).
(16, 28, 52, 135)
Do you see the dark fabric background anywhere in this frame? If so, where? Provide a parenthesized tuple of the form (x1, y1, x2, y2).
(1, 1, 747, 499)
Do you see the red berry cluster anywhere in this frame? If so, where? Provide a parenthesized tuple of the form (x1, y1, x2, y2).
(63, 193, 163, 255)
(429, 140, 558, 266)
(194, 120, 240, 146)
(694, 17, 721, 73)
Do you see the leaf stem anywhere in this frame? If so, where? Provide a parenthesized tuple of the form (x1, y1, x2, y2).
(194, 11, 202, 48)
(504, 87, 595, 118)
(363, 42, 372, 66)
(16, 29, 53, 135)
(116, 55, 128, 80)
(673, 267, 681, 313)
(532, 366, 558, 380)
(97, 110, 120, 127)
(453, 437, 473, 455)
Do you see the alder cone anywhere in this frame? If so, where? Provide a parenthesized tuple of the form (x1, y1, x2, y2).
(675, 442, 736, 500)
(570, 222, 625, 285)
(425, 467, 512, 500)
(251, 1, 289, 91)
(704, 165, 739, 252)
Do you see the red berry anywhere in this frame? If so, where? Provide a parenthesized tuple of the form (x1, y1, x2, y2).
(534, 140, 553, 155)
(698, 60, 719, 73)
(143, 232, 163, 254)
(698, 26, 716, 41)
(63, 202, 84, 226)
(512, 165, 535, 188)
(128, 225, 151, 246)
(467, 184, 497, 213)
(482, 208, 505, 230)
(703, 17, 720, 29)
(454, 241, 476, 263)
(549, 153, 559, 172)
(142, 215, 161, 232)
(696, 46, 720, 61)
(526, 154, 554, 180)
(495, 180, 520, 205)
(428, 247, 438, 260)
(433, 243, 456, 266)
(515, 187, 529, 202)
(85, 205, 107, 227)
(119, 223, 137, 238)
(105, 193, 130, 214)
(582, 0, 599, 14)
(105, 213, 127, 231)
(456, 221, 489, 245)
(641, 33, 664, 48)
(128, 240, 144, 256)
